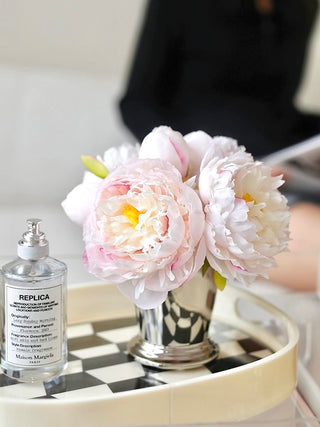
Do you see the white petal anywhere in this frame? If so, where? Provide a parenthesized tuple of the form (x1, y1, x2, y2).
(117, 281, 168, 309)
(62, 181, 99, 225)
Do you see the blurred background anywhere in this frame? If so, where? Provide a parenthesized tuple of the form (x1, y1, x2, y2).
(0, 0, 320, 282)
(0, 0, 146, 205)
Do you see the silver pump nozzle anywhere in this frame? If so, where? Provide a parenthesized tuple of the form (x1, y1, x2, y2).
(17, 218, 49, 260)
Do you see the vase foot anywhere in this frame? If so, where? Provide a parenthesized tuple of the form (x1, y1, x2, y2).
(127, 335, 219, 370)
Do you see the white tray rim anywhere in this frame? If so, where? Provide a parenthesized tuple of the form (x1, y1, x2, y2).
(0, 282, 300, 426)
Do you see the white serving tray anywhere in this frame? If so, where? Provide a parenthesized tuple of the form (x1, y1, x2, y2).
(0, 282, 299, 427)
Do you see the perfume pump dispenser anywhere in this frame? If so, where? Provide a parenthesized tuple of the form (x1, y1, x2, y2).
(0, 219, 68, 382)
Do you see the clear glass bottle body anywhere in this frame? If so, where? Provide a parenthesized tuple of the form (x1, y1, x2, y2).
(1, 256, 67, 382)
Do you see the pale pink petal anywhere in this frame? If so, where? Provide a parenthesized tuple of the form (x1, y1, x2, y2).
(139, 126, 189, 177)
(61, 180, 100, 226)
(184, 131, 214, 177)
(117, 281, 168, 309)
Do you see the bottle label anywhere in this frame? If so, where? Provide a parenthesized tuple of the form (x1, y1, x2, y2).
(5, 284, 62, 367)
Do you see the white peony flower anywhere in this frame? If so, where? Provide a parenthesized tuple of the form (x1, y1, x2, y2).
(100, 142, 140, 172)
(199, 149, 290, 283)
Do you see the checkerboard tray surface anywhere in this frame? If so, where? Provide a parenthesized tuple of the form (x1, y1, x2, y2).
(0, 316, 273, 400)
(0, 283, 300, 426)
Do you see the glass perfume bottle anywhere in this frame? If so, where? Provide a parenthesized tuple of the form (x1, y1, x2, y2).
(0, 219, 68, 382)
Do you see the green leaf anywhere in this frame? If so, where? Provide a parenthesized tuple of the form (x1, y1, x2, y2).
(81, 155, 109, 179)
(213, 270, 227, 291)
(201, 258, 210, 277)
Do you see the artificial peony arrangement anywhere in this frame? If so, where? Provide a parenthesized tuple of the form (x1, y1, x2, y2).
(62, 126, 290, 309)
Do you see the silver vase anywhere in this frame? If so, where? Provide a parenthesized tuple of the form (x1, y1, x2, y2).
(127, 274, 219, 370)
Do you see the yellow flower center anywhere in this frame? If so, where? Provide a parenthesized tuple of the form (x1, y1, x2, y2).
(122, 204, 145, 228)
(242, 192, 255, 204)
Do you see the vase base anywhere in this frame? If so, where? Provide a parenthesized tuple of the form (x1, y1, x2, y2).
(127, 335, 219, 370)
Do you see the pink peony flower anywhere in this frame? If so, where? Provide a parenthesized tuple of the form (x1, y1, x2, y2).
(139, 126, 189, 178)
(199, 148, 290, 283)
(83, 158, 206, 308)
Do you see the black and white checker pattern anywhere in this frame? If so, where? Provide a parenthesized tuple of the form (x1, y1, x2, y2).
(0, 317, 273, 400)
(162, 293, 210, 345)
(138, 292, 212, 346)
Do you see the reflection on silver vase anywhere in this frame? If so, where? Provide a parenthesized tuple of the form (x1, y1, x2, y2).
(128, 274, 219, 370)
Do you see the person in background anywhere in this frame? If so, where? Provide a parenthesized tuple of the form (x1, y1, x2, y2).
(119, 0, 320, 157)
(119, 0, 320, 292)
(269, 202, 320, 292)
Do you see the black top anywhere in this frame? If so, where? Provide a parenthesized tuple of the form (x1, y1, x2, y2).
(119, 0, 320, 156)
